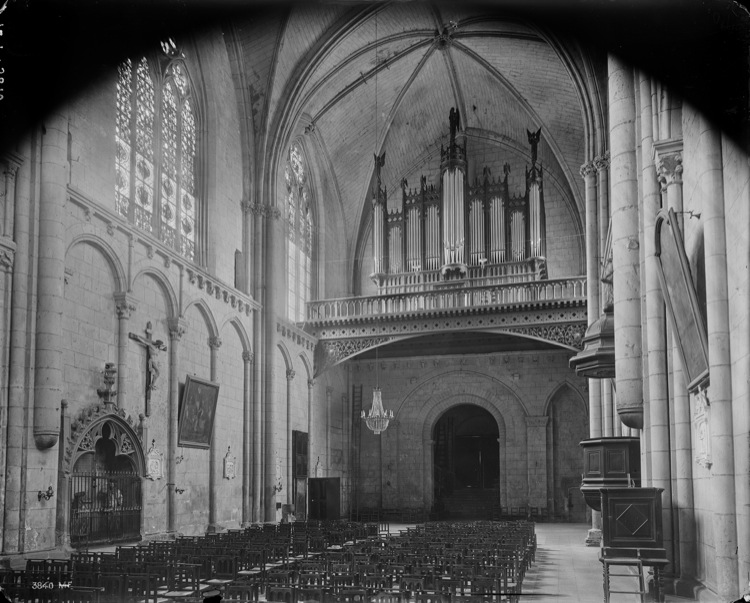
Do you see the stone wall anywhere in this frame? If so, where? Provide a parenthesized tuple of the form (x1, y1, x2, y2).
(351, 350, 587, 515)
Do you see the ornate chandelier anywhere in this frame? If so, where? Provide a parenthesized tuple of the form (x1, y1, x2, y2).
(361, 346, 393, 434)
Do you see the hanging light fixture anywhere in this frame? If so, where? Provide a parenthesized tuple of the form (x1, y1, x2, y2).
(362, 345, 393, 435)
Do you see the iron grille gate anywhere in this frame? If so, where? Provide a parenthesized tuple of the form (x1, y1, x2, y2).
(70, 471, 141, 547)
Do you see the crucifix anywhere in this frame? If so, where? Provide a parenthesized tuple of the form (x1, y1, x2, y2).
(128, 321, 167, 417)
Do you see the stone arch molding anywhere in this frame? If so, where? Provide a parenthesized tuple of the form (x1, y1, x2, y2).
(64, 403, 146, 476)
(542, 380, 588, 418)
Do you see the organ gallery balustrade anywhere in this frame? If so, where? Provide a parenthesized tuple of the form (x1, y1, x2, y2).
(307, 276, 587, 324)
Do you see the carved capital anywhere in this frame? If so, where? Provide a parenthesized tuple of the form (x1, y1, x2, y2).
(286, 369, 296, 381)
(308, 378, 315, 389)
(167, 317, 188, 341)
(593, 152, 610, 172)
(242, 351, 254, 364)
(208, 336, 222, 350)
(655, 152, 683, 193)
(0, 248, 14, 271)
(3, 163, 19, 182)
(114, 292, 137, 320)
(579, 161, 596, 180)
(240, 199, 253, 215)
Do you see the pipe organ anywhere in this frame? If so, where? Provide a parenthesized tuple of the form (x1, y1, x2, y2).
(371, 110, 547, 290)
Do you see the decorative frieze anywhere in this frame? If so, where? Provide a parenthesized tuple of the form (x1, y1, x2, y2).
(276, 319, 317, 351)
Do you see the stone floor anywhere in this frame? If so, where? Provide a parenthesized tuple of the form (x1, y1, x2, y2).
(522, 522, 649, 603)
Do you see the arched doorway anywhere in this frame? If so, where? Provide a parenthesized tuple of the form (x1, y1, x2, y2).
(69, 418, 143, 547)
(433, 404, 499, 519)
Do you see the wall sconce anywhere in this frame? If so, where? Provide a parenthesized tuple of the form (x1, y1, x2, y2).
(175, 487, 185, 494)
(38, 486, 54, 501)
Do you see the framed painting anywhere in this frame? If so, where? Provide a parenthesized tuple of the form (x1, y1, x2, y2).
(654, 208, 709, 392)
(178, 375, 220, 449)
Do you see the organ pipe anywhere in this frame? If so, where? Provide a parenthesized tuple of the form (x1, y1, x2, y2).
(372, 109, 546, 282)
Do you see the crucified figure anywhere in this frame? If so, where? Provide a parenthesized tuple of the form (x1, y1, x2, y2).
(129, 322, 167, 415)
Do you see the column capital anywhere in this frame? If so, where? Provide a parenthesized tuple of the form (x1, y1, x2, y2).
(579, 161, 596, 180)
(240, 199, 254, 215)
(0, 247, 14, 272)
(593, 152, 610, 172)
(307, 378, 315, 389)
(113, 292, 137, 319)
(242, 350, 255, 364)
(286, 369, 296, 381)
(208, 336, 222, 350)
(653, 139, 683, 193)
(167, 317, 188, 341)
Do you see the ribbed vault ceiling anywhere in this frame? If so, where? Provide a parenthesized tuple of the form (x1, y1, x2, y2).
(233, 2, 597, 268)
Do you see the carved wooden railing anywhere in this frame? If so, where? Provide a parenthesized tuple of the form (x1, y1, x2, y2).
(371, 257, 547, 294)
(307, 276, 587, 323)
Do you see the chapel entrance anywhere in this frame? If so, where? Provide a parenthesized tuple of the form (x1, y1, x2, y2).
(433, 404, 499, 519)
(69, 421, 142, 547)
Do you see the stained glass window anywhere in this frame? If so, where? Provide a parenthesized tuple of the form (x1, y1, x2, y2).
(286, 143, 315, 322)
(115, 47, 200, 262)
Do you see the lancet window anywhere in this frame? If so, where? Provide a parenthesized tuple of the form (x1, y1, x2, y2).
(286, 143, 315, 322)
(115, 42, 201, 262)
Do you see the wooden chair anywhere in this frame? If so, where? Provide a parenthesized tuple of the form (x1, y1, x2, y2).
(266, 585, 296, 603)
(296, 586, 326, 602)
(124, 572, 160, 603)
(335, 587, 368, 603)
(98, 573, 126, 603)
(223, 581, 261, 603)
(60, 586, 106, 603)
(162, 563, 203, 600)
(203, 555, 239, 588)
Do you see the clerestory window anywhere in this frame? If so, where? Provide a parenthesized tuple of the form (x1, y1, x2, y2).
(115, 41, 201, 262)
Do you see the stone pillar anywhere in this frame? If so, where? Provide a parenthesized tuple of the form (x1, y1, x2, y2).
(3, 137, 32, 554)
(581, 159, 603, 541)
(252, 313, 263, 523)
(167, 317, 187, 533)
(114, 293, 137, 412)
(242, 351, 253, 526)
(525, 416, 548, 508)
(672, 350, 696, 581)
(208, 336, 222, 531)
(286, 369, 295, 500)
(307, 379, 314, 476)
(0, 155, 20, 553)
(326, 387, 332, 472)
(642, 72, 674, 571)
(607, 55, 643, 429)
(423, 439, 434, 513)
(698, 116, 738, 599)
(35, 112, 69, 449)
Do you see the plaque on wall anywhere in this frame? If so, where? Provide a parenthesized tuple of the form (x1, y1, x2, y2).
(146, 441, 164, 481)
(224, 447, 236, 480)
(654, 208, 709, 392)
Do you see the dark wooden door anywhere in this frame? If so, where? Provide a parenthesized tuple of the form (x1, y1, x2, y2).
(308, 477, 340, 520)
